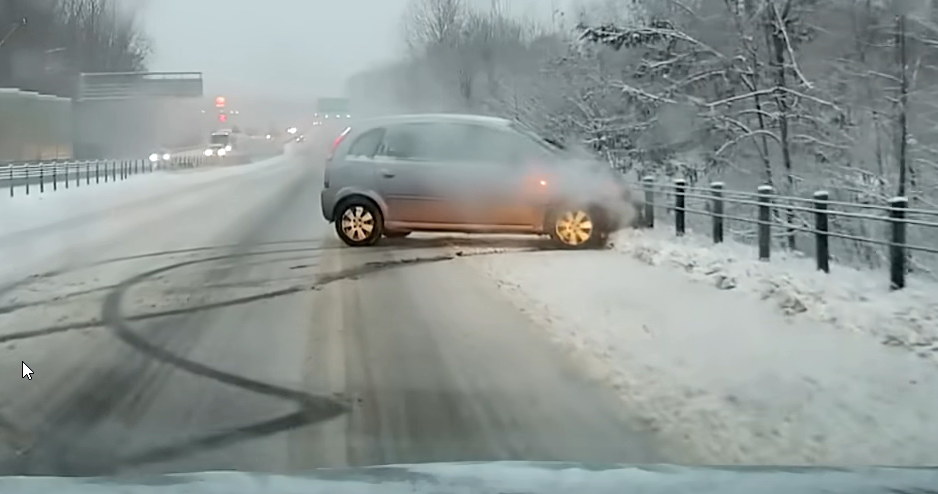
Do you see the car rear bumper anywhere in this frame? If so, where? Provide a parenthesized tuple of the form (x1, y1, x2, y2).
(320, 189, 336, 222)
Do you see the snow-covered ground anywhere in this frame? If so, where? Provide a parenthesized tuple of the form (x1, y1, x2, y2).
(0, 157, 290, 283)
(466, 228, 938, 465)
(0, 158, 286, 238)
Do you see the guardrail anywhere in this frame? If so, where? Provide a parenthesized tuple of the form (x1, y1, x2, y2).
(634, 177, 938, 290)
(0, 155, 209, 198)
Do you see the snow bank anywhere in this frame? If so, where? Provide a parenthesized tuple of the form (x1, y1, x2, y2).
(611, 229, 938, 356)
(466, 230, 938, 465)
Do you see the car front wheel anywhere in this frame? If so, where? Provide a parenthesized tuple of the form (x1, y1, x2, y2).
(549, 207, 605, 249)
(335, 199, 384, 247)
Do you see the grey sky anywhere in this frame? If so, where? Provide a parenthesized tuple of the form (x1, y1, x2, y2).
(139, 0, 559, 102)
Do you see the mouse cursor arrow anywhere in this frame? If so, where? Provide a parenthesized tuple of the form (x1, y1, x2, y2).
(21, 362, 33, 380)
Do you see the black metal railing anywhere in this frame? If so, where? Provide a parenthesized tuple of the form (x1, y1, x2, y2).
(635, 177, 938, 291)
(0, 155, 208, 198)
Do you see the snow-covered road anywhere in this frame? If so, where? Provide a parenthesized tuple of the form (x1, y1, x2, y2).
(1, 149, 936, 474)
(0, 151, 666, 475)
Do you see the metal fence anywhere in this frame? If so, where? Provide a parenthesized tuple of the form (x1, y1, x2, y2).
(635, 177, 938, 291)
(0, 155, 209, 198)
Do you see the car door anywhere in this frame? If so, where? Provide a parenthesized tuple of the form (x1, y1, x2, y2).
(455, 124, 554, 227)
(371, 123, 463, 224)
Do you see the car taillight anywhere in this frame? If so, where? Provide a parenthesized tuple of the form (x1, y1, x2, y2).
(327, 127, 351, 161)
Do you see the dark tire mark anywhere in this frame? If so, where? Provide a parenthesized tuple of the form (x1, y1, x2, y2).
(0, 320, 102, 344)
(4, 244, 527, 475)
(4, 168, 323, 475)
(117, 411, 311, 468)
(0, 284, 117, 316)
(0, 254, 317, 319)
(0, 239, 322, 289)
(0, 284, 310, 345)
(94, 250, 480, 472)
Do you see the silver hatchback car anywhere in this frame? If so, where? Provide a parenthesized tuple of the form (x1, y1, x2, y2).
(320, 114, 641, 248)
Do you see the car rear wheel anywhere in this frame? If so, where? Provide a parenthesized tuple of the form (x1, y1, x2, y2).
(549, 207, 605, 249)
(335, 199, 384, 247)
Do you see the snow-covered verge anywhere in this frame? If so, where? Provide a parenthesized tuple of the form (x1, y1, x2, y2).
(612, 229, 938, 355)
(0, 156, 286, 238)
(0, 156, 291, 283)
(465, 230, 938, 465)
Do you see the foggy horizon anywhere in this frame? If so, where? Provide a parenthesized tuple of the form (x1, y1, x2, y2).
(139, 0, 560, 102)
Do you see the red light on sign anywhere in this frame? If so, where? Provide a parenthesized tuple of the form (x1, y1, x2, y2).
(218, 113, 228, 123)
(215, 96, 226, 108)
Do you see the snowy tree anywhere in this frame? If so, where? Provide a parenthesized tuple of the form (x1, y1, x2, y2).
(346, 0, 938, 271)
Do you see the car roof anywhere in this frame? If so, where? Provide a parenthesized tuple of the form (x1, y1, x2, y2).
(350, 113, 515, 131)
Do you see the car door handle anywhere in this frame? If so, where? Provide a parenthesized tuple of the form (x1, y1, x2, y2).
(380, 169, 395, 178)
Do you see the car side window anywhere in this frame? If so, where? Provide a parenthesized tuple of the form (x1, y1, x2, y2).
(462, 125, 550, 166)
(347, 128, 385, 158)
(376, 123, 465, 162)
(376, 125, 419, 160)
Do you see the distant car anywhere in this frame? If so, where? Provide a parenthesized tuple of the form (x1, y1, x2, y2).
(204, 131, 234, 157)
(320, 114, 642, 248)
(148, 148, 173, 168)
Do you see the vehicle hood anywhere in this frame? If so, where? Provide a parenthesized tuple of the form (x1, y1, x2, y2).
(1, 461, 936, 494)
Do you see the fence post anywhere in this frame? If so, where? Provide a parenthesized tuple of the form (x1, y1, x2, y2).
(758, 185, 773, 261)
(889, 196, 908, 290)
(8, 166, 12, 197)
(711, 181, 724, 243)
(40, 165, 45, 193)
(674, 178, 687, 236)
(96, 162, 100, 183)
(112, 161, 117, 181)
(53, 165, 58, 191)
(814, 190, 830, 273)
(64, 164, 68, 189)
(25, 167, 29, 195)
(643, 176, 655, 228)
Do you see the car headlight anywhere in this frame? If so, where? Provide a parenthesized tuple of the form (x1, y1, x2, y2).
(149, 153, 159, 162)
(162, 153, 171, 161)
(217, 148, 227, 156)
(204, 149, 213, 156)
(225, 145, 232, 151)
